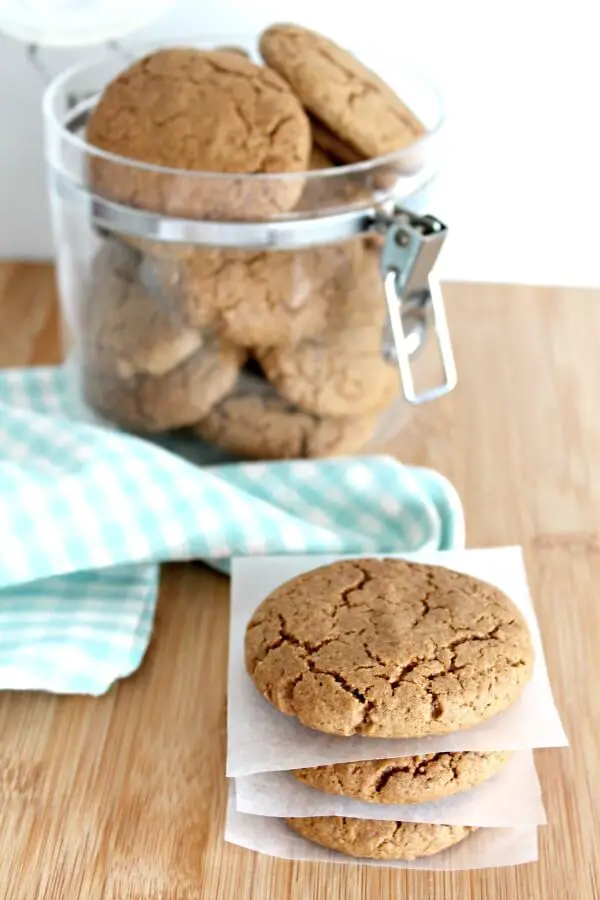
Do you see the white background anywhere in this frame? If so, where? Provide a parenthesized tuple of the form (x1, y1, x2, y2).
(0, 0, 599, 286)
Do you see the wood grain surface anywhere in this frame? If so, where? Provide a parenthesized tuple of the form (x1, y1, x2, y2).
(0, 263, 598, 899)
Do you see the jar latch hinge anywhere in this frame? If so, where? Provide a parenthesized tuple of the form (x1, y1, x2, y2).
(374, 205, 457, 405)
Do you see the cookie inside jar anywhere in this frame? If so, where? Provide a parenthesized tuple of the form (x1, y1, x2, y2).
(144, 239, 362, 350)
(257, 244, 401, 419)
(80, 240, 246, 434)
(193, 357, 378, 461)
(50, 23, 442, 459)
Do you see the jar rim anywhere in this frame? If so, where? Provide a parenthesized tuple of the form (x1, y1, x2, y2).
(42, 36, 445, 186)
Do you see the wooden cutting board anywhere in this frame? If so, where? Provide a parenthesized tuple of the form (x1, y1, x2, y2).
(0, 264, 598, 899)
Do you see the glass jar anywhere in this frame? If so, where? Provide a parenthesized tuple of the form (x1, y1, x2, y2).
(43, 37, 456, 462)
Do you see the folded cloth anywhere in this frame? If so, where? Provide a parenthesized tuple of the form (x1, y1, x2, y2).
(0, 365, 465, 695)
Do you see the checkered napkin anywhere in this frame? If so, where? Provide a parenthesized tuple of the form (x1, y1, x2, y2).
(0, 365, 465, 695)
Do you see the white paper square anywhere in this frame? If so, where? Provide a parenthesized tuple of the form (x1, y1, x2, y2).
(234, 750, 546, 827)
(228, 547, 567, 776)
(225, 784, 539, 870)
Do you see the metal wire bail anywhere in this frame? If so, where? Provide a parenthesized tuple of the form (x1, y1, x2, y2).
(379, 205, 457, 405)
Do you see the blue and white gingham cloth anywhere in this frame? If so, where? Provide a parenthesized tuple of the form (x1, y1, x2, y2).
(0, 365, 465, 695)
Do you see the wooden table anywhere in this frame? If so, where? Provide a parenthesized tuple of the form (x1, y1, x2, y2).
(0, 263, 598, 900)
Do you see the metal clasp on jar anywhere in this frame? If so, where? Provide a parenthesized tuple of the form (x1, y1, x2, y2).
(374, 205, 457, 405)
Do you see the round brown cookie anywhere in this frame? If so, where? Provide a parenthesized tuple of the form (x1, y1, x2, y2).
(244, 557, 535, 738)
(82, 242, 207, 374)
(295, 143, 351, 213)
(84, 342, 243, 434)
(151, 240, 361, 348)
(286, 816, 475, 860)
(296, 137, 376, 213)
(193, 372, 376, 459)
(257, 248, 399, 417)
(82, 241, 245, 433)
(259, 24, 425, 160)
(309, 144, 336, 170)
(292, 751, 512, 804)
(310, 115, 415, 210)
(217, 45, 251, 57)
(311, 118, 363, 166)
(87, 47, 311, 219)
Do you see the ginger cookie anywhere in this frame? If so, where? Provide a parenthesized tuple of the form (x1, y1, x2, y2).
(216, 45, 250, 58)
(259, 24, 425, 161)
(244, 557, 534, 738)
(311, 118, 363, 166)
(286, 816, 474, 861)
(257, 248, 399, 417)
(309, 144, 336, 170)
(87, 47, 311, 219)
(296, 138, 376, 213)
(292, 751, 512, 804)
(309, 116, 415, 211)
(82, 241, 245, 433)
(151, 240, 361, 349)
(193, 370, 376, 459)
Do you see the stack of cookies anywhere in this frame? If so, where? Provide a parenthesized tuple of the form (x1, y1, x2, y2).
(79, 24, 430, 459)
(241, 557, 536, 862)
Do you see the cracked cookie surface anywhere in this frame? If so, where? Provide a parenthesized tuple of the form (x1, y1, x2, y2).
(286, 816, 474, 860)
(311, 117, 363, 165)
(296, 134, 377, 212)
(87, 47, 311, 218)
(257, 249, 400, 417)
(150, 241, 357, 348)
(82, 241, 245, 433)
(292, 751, 512, 804)
(194, 370, 376, 459)
(259, 24, 424, 160)
(244, 558, 534, 737)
